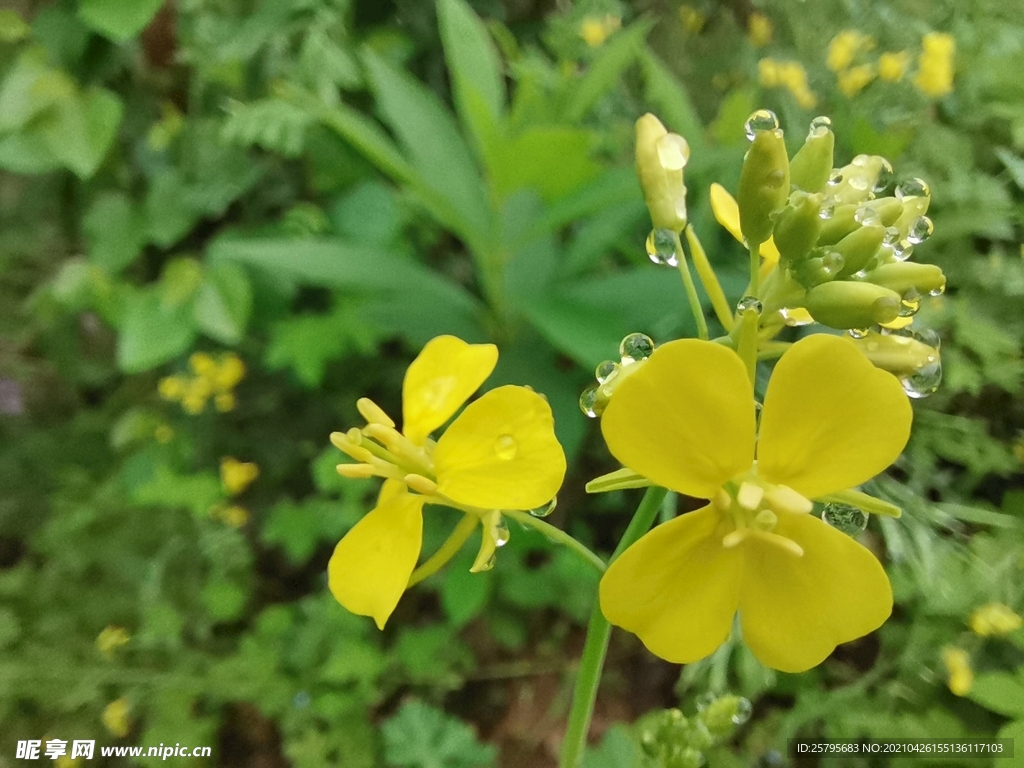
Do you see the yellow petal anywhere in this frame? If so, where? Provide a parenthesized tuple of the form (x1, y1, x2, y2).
(601, 339, 755, 499)
(434, 386, 566, 510)
(600, 505, 742, 664)
(757, 334, 912, 499)
(738, 512, 892, 672)
(402, 335, 499, 446)
(327, 491, 424, 629)
(709, 183, 780, 265)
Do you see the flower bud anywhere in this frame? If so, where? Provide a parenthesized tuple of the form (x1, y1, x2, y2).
(773, 191, 823, 264)
(804, 281, 902, 328)
(817, 203, 860, 245)
(636, 113, 689, 232)
(849, 330, 939, 374)
(859, 197, 904, 227)
(793, 251, 844, 288)
(830, 155, 889, 206)
(790, 122, 835, 192)
(834, 225, 885, 277)
(738, 127, 790, 245)
(862, 262, 946, 296)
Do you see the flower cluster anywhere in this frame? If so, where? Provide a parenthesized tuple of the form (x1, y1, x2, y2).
(209, 457, 259, 528)
(327, 336, 565, 628)
(758, 58, 816, 109)
(158, 352, 245, 414)
(827, 29, 954, 98)
(579, 14, 621, 47)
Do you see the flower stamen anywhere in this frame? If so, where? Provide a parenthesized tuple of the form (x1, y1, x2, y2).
(356, 397, 395, 428)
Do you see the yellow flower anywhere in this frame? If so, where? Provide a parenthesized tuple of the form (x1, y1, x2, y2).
(102, 698, 131, 738)
(328, 335, 566, 629)
(748, 12, 773, 47)
(220, 457, 259, 496)
(915, 32, 955, 98)
(838, 64, 876, 97)
(580, 15, 621, 47)
(679, 5, 705, 34)
(95, 626, 130, 658)
(598, 334, 911, 672)
(878, 51, 910, 82)
(158, 375, 186, 401)
(942, 647, 973, 695)
(758, 58, 780, 88)
(212, 504, 250, 527)
(827, 30, 874, 73)
(969, 602, 1022, 637)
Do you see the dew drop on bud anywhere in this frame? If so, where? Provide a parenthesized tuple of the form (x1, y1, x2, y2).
(899, 289, 921, 317)
(854, 205, 880, 226)
(883, 226, 900, 246)
(808, 115, 831, 138)
(849, 175, 869, 192)
(896, 177, 930, 199)
(656, 132, 691, 171)
(493, 517, 510, 547)
(819, 204, 835, 220)
(744, 109, 780, 140)
(733, 698, 753, 725)
(595, 360, 618, 384)
(530, 497, 557, 518)
(899, 359, 942, 398)
(848, 328, 870, 339)
(891, 241, 913, 261)
(828, 170, 843, 186)
(907, 216, 934, 244)
(874, 158, 894, 193)
(929, 281, 946, 297)
(645, 228, 679, 267)
(477, 554, 496, 572)
(579, 387, 600, 418)
(695, 692, 717, 712)
(737, 296, 763, 315)
(822, 503, 868, 536)
(780, 308, 813, 326)
(619, 332, 655, 363)
(494, 434, 517, 460)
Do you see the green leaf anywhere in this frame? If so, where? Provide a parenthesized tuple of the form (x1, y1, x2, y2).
(564, 198, 647, 275)
(129, 465, 221, 517)
(194, 261, 252, 345)
(0, 9, 30, 42)
(329, 180, 403, 246)
(362, 51, 492, 247)
(564, 20, 653, 123)
(437, 0, 505, 152)
(968, 672, 1024, 718)
(39, 86, 123, 178)
(78, 0, 164, 42)
(265, 304, 377, 387)
(84, 192, 146, 272)
(116, 289, 197, 372)
(261, 498, 362, 565)
(394, 625, 474, 687)
(201, 579, 248, 622)
(488, 126, 600, 202)
(583, 724, 643, 768)
(145, 168, 200, 247)
(522, 166, 640, 243)
(638, 50, 706, 156)
(441, 555, 493, 628)
(382, 699, 496, 768)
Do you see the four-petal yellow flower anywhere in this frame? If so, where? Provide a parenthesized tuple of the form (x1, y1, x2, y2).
(328, 335, 566, 629)
(598, 334, 911, 672)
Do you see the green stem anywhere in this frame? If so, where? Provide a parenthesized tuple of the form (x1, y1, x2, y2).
(758, 341, 791, 361)
(505, 510, 606, 574)
(684, 226, 734, 331)
(558, 486, 668, 768)
(673, 231, 709, 341)
(408, 514, 478, 587)
(749, 242, 761, 298)
(737, 306, 759, 386)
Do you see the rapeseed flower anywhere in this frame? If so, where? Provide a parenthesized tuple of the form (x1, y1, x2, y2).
(748, 12, 773, 47)
(580, 15, 621, 47)
(969, 602, 1022, 637)
(95, 626, 130, 658)
(758, 59, 817, 109)
(158, 352, 245, 414)
(328, 335, 565, 628)
(942, 646, 973, 695)
(598, 334, 911, 672)
(827, 30, 874, 73)
(102, 698, 131, 738)
(915, 32, 955, 97)
(220, 457, 259, 495)
(878, 51, 911, 82)
(838, 63, 876, 97)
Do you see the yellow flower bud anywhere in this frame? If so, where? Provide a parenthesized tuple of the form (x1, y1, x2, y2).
(849, 330, 939, 375)
(748, 12, 773, 47)
(773, 191, 824, 264)
(833, 225, 885, 277)
(862, 262, 946, 296)
(95, 626, 130, 658)
(838, 64, 876, 97)
(878, 51, 910, 82)
(220, 457, 259, 496)
(790, 120, 835, 193)
(102, 698, 131, 738)
(737, 113, 789, 246)
(969, 602, 1022, 637)
(941, 647, 973, 696)
(635, 114, 690, 232)
(804, 281, 901, 329)
(915, 32, 955, 97)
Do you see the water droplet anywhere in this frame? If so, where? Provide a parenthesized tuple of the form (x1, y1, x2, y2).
(494, 434, 518, 460)
(907, 216, 934, 244)
(899, 289, 921, 317)
(874, 159, 894, 193)
(818, 204, 835, 220)
(854, 269, 869, 279)
(808, 115, 831, 138)
(891, 241, 913, 261)
(476, 554, 496, 571)
(848, 328, 870, 339)
(695, 692, 717, 712)
(929, 281, 946, 297)
(579, 387, 601, 418)
(765, 169, 786, 189)
(733, 697, 753, 725)
(849, 175, 869, 192)
(822, 251, 844, 274)
(854, 205, 880, 226)
(493, 517, 510, 547)
(896, 177, 930, 199)
(645, 228, 679, 267)
(595, 360, 618, 384)
(530, 497, 557, 518)
(737, 296, 762, 315)
(899, 358, 942, 398)
(744, 109, 780, 140)
(656, 132, 690, 171)
(827, 170, 843, 186)
(619, 332, 655, 363)
(883, 226, 901, 246)
(822, 503, 868, 536)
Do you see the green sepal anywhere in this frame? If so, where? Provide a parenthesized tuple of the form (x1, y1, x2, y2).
(818, 488, 901, 517)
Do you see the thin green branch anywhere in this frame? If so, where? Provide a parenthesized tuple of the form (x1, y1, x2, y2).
(408, 514, 478, 587)
(672, 231, 709, 340)
(684, 225, 734, 331)
(505, 510, 606, 574)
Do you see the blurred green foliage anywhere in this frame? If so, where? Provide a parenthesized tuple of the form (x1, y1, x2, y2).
(1, 0, 1022, 765)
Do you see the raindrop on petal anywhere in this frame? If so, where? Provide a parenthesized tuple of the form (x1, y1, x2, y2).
(595, 360, 619, 384)
(656, 132, 691, 170)
(822, 503, 868, 535)
(619, 332, 655, 363)
(579, 387, 601, 418)
(494, 434, 517, 460)
(530, 497, 557, 518)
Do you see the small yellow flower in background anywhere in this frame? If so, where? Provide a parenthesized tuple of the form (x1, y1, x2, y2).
(838, 63, 877, 96)
(915, 32, 955, 98)
(970, 602, 1022, 637)
(95, 626, 130, 658)
(748, 12, 773, 47)
(598, 334, 911, 672)
(759, 58, 817, 109)
(942, 647, 973, 695)
(580, 14, 621, 47)
(211, 504, 250, 528)
(220, 457, 259, 496)
(1013, 435, 1024, 464)
(679, 5, 705, 34)
(102, 698, 131, 738)
(827, 30, 874, 73)
(328, 335, 566, 629)
(159, 352, 246, 415)
(56, 755, 79, 768)
(878, 51, 911, 82)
